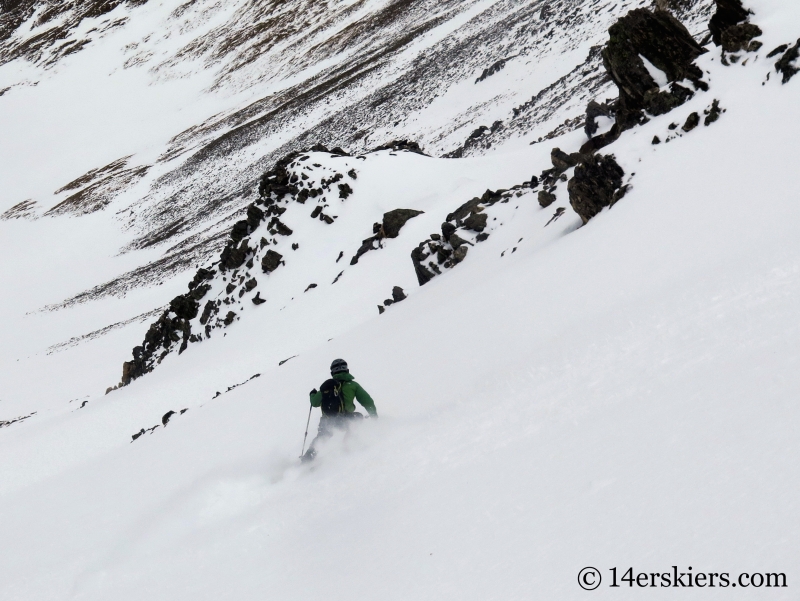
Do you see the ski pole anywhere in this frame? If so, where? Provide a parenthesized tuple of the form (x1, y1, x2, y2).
(300, 405, 312, 458)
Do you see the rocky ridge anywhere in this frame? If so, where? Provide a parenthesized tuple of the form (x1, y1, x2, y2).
(5, 0, 718, 320)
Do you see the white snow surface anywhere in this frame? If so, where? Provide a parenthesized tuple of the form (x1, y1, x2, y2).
(1, 0, 800, 598)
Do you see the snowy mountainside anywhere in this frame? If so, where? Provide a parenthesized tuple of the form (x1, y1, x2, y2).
(1, 0, 716, 311)
(1, 0, 800, 599)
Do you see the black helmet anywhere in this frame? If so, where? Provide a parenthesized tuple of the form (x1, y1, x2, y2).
(330, 358, 348, 374)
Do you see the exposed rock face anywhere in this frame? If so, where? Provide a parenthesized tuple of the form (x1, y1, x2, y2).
(169, 295, 200, 320)
(0, 199, 37, 220)
(568, 154, 628, 224)
(120, 146, 355, 387)
(350, 208, 424, 264)
(550, 148, 584, 170)
(584, 100, 615, 138)
(383, 209, 424, 238)
(709, 0, 750, 46)
(775, 40, 800, 84)
(602, 8, 706, 130)
(704, 99, 723, 125)
(381, 285, 408, 308)
(720, 23, 762, 53)
(463, 213, 487, 232)
(538, 190, 557, 208)
(261, 250, 283, 273)
(682, 112, 700, 132)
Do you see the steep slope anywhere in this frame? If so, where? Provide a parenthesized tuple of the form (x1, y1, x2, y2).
(1, 0, 716, 321)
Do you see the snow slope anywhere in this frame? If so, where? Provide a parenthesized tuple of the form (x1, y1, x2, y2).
(1, 0, 716, 313)
(1, 0, 800, 598)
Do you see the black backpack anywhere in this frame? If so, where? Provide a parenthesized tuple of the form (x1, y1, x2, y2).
(319, 379, 345, 416)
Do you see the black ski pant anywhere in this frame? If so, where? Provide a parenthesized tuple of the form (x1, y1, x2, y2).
(308, 412, 363, 452)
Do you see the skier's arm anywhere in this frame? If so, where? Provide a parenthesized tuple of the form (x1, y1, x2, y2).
(353, 383, 377, 417)
(309, 388, 322, 407)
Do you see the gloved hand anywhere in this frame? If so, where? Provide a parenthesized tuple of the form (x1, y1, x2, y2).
(310, 388, 318, 396)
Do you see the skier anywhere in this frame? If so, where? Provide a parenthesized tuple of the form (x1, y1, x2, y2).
(301, 358, 377, 462)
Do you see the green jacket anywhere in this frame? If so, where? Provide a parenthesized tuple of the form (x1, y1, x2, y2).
(310, 372, 377, 417)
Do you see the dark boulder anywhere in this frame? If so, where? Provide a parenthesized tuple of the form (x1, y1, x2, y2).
(449, 233, 471, 249)
(643, 82, 694, 116)
(721, 23, 762, 53)
(411, 243, 436, 286)
(568, 154, 628, 224)
(538, 190, 557, 208)
(246, 204, 264, 229)
(188, 284, 210, 302)
(382, 209, 424, 238)
(223, 311, 237, 326)
(268, 217, 293, 236)
(188, 268, 215, 290)
(252, 292, 266, 305)
(452, 246, 469, 263)
(339, 183, 353, 199)
(682, 112, 700, 132)
(551, 148, 584, 170)
(775, 40, 800, 84)
(704, 99, 723, 125)
(220, 240, 249, 270)
(351, 207, 426, 266)
(767, 44, 789, 59)
(350, 236, 380, 265)
(199, 300, 217, 325)
(441, 222, 457, 241)
(392, 286, 407, 302)
(262, 250, 283, 273)
(170, 295, 199, 320)
(230, 220, 249, 242)
(463, 212, 488, 232)
(709, 0, 750, 46)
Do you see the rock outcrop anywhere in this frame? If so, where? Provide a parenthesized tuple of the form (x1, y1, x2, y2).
(410, 187, 526, 286)
(350, 209, 424, 265)
(720, 23, 762, 53)
(583, 8, 707, 153)
(709, 0, 750, 46)
(568, 154, 628, 224)
(775, 40, 800, 84)
(119, 147, 354, 387)
(603, 8, 706, 129)
(709, 0, 762, 54)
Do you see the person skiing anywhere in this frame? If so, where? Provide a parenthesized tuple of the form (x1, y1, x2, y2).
(301, 358, 377, 462)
